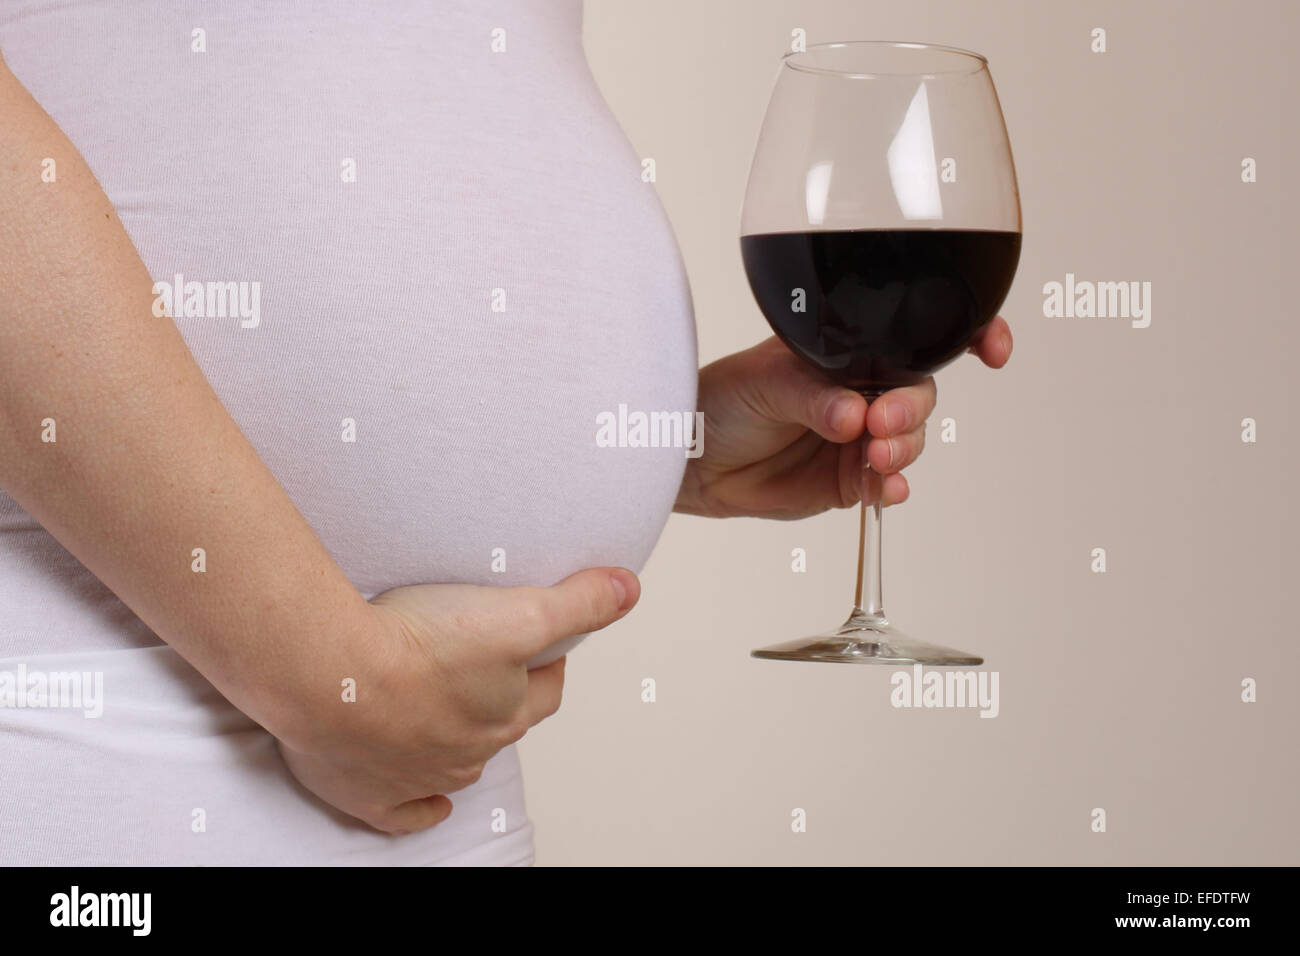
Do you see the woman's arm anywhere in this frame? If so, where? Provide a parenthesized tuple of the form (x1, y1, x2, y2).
(0, 54, 375, 748)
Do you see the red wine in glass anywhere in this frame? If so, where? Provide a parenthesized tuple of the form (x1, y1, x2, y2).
(741, 228, 1020, 392)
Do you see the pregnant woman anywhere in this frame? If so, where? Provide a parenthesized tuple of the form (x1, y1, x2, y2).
(0, 1, 1011, 865)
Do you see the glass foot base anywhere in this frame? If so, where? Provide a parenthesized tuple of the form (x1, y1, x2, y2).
(751, 612, 983, 666)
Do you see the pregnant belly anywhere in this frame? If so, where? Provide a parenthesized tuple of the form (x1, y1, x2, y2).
(155, 175, 696, 664)
(167, 216, 696, 642)
(4, 0, 699, 659)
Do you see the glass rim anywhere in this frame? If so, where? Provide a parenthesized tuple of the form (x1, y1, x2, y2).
(783, 40, 989, 79)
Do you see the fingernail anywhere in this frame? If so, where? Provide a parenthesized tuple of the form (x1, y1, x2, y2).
(1001, 328, 1013, 356)
(609, 570, 632, 611)
(881, 399, 909, 433)
(886, 437, 896, 470)
(825, 395, 855, 433)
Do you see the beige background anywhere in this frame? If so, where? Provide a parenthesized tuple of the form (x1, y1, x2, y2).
(517, 0, 1298, 865)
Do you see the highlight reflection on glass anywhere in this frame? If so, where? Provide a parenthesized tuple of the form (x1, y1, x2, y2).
(885, 81, 943, 221)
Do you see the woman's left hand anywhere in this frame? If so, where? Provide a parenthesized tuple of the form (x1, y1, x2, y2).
(675, 317, 1013, 519)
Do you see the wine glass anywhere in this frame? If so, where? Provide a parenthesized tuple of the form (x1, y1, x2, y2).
(740, 41, 1021, 665)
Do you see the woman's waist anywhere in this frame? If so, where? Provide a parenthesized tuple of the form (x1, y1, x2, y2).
(0, 639, 532, 865)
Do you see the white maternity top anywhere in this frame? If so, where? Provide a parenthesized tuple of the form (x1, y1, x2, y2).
(0, 0, 697, 864)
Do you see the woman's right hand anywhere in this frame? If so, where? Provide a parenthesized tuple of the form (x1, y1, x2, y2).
(277, 567, 640, 835)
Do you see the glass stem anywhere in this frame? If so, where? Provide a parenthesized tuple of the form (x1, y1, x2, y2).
(853, 393, 885, 621)
(853, 493, 885, 619)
